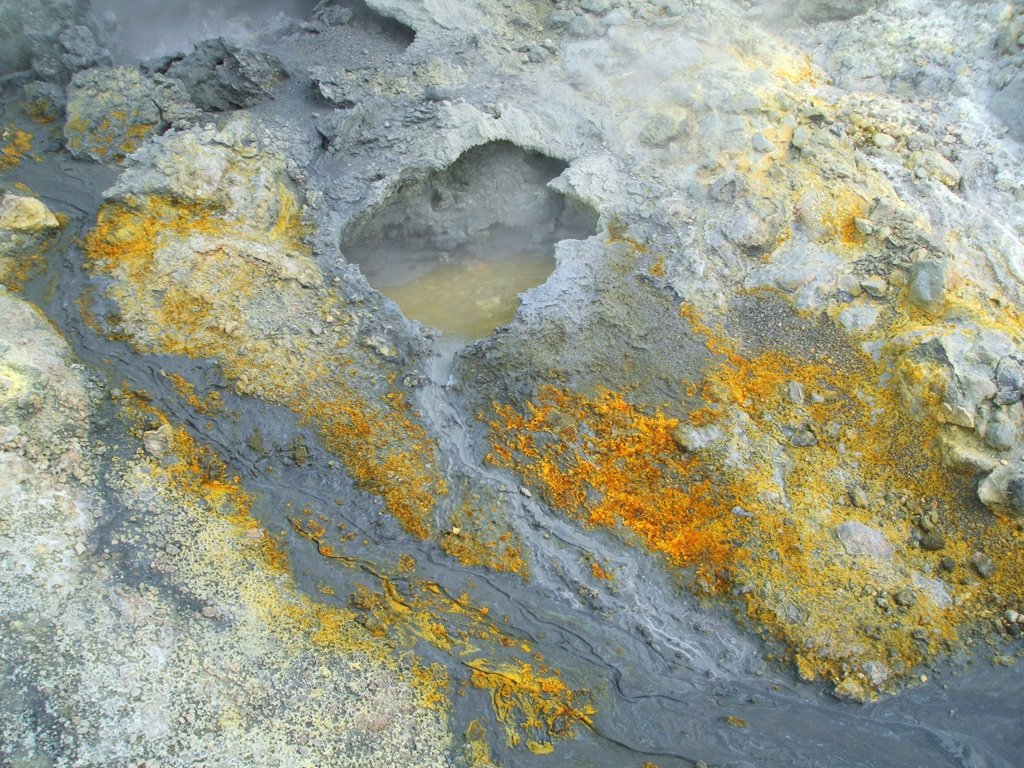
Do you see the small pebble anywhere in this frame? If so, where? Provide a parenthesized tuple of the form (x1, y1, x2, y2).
(752, 132, 775, 153)
(848, 486, 869, 508)
(790, 428, 818, 448)
(861, 275, 888, 297)
(853, 217, 874, 235)
(873, 133, 897, 149)
(971, 552, 996, 579)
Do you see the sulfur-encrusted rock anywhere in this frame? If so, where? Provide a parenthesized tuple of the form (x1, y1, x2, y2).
(907, 149, 961, 188)
(0, 193, 59, 233)
(63, 65, 199, 162)
(0, 192, 61, 287)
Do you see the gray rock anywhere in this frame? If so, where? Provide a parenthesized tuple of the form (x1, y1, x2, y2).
(639, 114, 683, 147)
(832, 676, 869, 703)
(893, 588, 917, 607)
(547, 10, 574, 27)
(995, 358, 1024, 405)
(720, 199, 783, 257)
(790, 428, 818, 447)
(837, 274, 862, 297)
(143, 423, 173, 459)
(919, 531, 945, 552)
(835, 521, 894, 560)
(165, 38, 286, 112)
(907, 150, 961, 188)
(991, 69, 1024, 144)
(872, 133, 896, 150)
(848, 485, 869, 508)
(971, 552, 996, 580)
(911, 571, 952, 609)
(908, 259, 946, 316)
(985, 410, 1016, 452)
(23, 80, 66, 121)
(791, 125, 811, 150)
(0, 0, 86, 77)
(861, 275, 888, 297)
(709, 173, 749, 202)
(57, 25, 109, 72)
(862, 660, 891, 687)
(752, 132, 775, 153)
(568, 15, 598, 37)
(978, 464, 1024, 518)
(31, 23, 112, 83)
(672, 424, 697, 451)
(527, 46, 553, 63)
(936, 428, 1000, 474)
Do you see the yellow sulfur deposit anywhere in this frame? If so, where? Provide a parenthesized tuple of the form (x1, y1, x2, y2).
(487, 296, 1024, 697)
(83, 179, 447, 541)
(0, 125, 31, 172)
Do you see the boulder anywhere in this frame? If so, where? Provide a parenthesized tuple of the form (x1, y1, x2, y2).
(30, 23, 112, 83)
(64, 66, 199, 162)
(164, 38, 287, 112)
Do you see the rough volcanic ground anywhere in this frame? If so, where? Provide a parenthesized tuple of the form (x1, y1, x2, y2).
(2, 1, 1024, 767)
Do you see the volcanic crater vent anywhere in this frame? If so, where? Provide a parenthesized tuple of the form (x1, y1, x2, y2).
(341, 140, 599, 339)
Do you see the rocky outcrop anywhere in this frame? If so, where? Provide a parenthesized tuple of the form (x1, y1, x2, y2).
(0, 0, 88, 77)
(63, 65, 199, 161)
(0, 0, 119, 85)
(160, 37, 287, 112)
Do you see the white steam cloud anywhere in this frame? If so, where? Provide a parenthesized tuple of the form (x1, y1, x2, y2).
(92, 0, 317, 61)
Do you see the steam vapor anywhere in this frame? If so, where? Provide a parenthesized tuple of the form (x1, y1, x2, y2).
(92, 0, 316, 61)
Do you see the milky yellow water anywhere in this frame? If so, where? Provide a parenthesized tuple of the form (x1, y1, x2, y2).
(374, 253, 556, 340)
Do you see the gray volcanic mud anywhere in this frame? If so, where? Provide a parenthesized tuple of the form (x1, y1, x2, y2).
(3, 1, 1024, 767)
